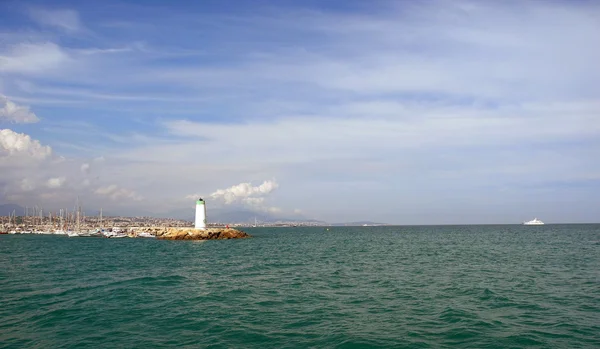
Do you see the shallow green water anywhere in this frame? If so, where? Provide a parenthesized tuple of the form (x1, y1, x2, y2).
(1, 225, 599, 348)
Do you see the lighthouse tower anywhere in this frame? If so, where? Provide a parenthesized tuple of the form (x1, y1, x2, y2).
(195, 198, 207, 230)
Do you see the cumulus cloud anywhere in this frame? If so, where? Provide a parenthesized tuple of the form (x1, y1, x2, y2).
(95, 184, 143, 201)
(80, 163, 90, 174)
(200, 180, 283, 213)
(186, 180, 282, 212)
(0, 129, 52, 159)
(46, 176, 66, 188)
(209, 180, 279, 204)
(0, 95, 40, 124)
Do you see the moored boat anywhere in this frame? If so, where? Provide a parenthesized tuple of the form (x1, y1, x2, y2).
(103, 230, 128, 238)
(137, 232, 156, 238)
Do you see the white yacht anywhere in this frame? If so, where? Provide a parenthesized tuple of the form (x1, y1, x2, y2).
(523, 218, 544, 225)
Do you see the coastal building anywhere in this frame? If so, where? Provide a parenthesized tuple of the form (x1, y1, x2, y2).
(195, 198, 207, 230)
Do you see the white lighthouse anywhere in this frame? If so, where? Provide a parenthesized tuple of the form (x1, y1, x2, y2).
(194, 198, 207, 230)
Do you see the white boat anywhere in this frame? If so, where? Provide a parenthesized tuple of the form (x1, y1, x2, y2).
(523, 218, 544, 225)
(137, 232, 155, 238)
(103, 231, 128, 238)
(111, 234, 128, 238)
(88, 229, 104, 237)
(67, 231, 96, 237)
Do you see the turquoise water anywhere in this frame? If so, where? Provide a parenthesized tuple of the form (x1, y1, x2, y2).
(1, 225, 599, 348)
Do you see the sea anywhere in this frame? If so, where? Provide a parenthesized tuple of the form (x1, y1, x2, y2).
(1, 225, 599, 348)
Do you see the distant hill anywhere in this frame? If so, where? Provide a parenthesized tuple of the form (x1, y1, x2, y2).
(203, 209, 325, 224)
(0, 204, 24, 216)
(157, 207, 327, 225)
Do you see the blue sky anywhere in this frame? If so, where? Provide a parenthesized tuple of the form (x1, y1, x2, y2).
(1, 0, 599, 224)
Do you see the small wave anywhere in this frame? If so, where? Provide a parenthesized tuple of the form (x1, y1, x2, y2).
(503, 333, 546, 346)
(439, 307, 478, 323)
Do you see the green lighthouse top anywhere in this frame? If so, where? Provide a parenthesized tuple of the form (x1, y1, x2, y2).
(196, 198, 205, 205)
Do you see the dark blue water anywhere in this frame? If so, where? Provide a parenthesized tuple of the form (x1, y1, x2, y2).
(1, 225, 599, 348)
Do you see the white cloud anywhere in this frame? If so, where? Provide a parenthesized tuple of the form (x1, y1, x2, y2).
(46, 176, 66, 188)
(137, 101, 598, 167)
(209, 180, 279, 204)
(0, 95, 40, 123)
(203, 180, 283, 213)
(95, 184, 143, 201)
(28, 8, 82, 33)
(0, 129, 52, 159)
(185, 181, 280, 210)
(80, 163, 90, 174)
(0, 42, 70, 74)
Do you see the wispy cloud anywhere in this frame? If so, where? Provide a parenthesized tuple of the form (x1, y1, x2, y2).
(28, 7, 82, 33)
(0, 42, 70, 74)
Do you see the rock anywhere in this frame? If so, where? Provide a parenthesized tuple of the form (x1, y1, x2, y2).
(157, 227, 250, 241)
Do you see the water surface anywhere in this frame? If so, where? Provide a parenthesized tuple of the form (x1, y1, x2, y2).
(1, 225, 599, 348)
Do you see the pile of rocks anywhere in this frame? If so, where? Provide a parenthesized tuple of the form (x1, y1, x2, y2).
(125, 227, 250, 240)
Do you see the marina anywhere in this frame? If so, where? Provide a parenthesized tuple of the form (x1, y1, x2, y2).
(0, 199, 248, 240)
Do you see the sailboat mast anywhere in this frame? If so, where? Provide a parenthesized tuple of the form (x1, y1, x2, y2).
(75, 196, 80, 232)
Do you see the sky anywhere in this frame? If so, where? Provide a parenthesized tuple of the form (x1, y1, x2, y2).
(1, 0, 599, 224)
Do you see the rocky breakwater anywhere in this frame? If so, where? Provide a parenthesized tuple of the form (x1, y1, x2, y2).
(128, 227, 250, 240)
